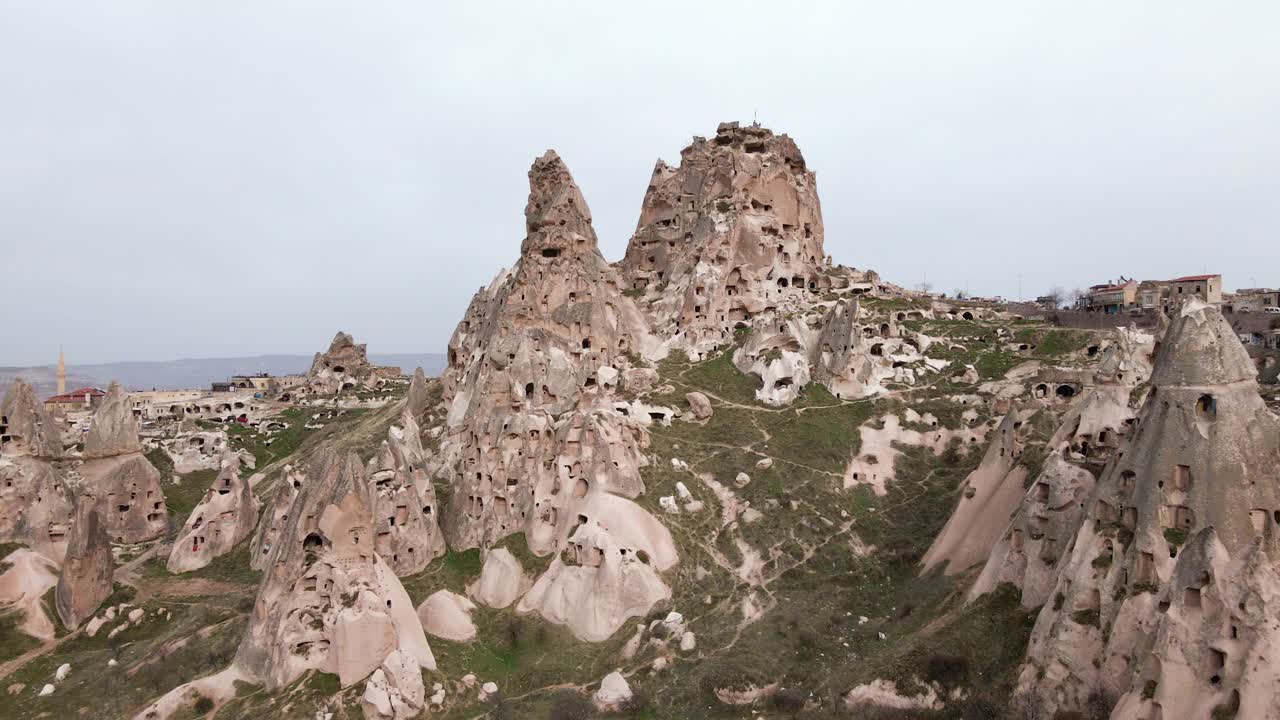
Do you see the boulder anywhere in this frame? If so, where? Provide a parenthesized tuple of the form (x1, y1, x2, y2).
(685, 392, 713, 420)
(416, 590, 477, 642)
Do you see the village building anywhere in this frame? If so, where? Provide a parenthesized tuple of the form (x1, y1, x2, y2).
(1081, 278, 1137, 314)
(1224, 287, 1280, 315)
(1165, 273, 1222, 308)
(43, 387, 106, 415)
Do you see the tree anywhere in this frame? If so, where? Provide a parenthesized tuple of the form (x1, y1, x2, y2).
(1045, 286, 1066, 309)
(917, 281, 933, 294)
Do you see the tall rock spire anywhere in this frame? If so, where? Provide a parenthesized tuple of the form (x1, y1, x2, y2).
(1013, 299, 1280, 717)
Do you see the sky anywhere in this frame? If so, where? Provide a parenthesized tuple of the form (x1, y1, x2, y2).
(1, 1, 1276, 366)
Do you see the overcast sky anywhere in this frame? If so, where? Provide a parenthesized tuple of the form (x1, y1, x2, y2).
(1, 2, 1275, 366)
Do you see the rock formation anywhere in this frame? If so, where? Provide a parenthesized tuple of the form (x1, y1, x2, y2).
(416, 589, 477, 641)
(167, 453, 261, 573)
(250, 463, 306, 571)
(920, 409, 1034, 575)
(306, 331, 390, 396)
(405, 367, 432, 420)
(516, 493, 677, 642)
(435, 150, 661, 552)
(366, 412, 446, 576)
(1014, 300, 1280, 718)
(619, 122, 875, 360)
(79, 383, 168, 543)
(359, 649, 426, 720)
(54, 498, 113, 629)
(234, 449, 435, 690)
(969, 449, 1097, 607)
(731, 299, 932, 404)
(1, 378, 64, 460)
(468, 547, 529, 609)
(0, 379, 73, 558)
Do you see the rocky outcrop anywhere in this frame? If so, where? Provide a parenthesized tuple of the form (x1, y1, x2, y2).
(366, 412, 446, 576)
(250, 464, 305, 571)
(515, 493, 677, 642)
(732, 300, 931, 404)
(417, 589, 477, 641)
(619, 122, 877, 360)
(405, 368, 432, 420)
(468, 547, 529, 609)
(167, 454, 261, 573)
(920, 409, 1034, 575)
(1014, 300, 1280, 718)
(55, 499, 113, 629)
(1, 379, 64, 460)
(234, 449, 435, 690)
(78, 382, 167, 543)
(435, 151, 661, 554)
(306, 332, 389, 396)
(360, 649, 426, 720)
(0, 379, 73, 558)
(970, 450, 1097, 607)
(83, 382, 142, 458)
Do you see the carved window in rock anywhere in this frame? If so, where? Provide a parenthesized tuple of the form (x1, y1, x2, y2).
(1171, 465, 1191, 492)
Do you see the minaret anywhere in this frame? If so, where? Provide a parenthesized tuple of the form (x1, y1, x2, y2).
(57, 347, 66, 396)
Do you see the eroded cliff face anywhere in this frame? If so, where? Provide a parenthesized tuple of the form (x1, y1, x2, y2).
(1014, 300, 1280, 718)
(234, 449, 434, 691)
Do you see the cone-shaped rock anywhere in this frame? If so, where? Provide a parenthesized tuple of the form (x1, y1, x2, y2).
(436, 151, 661, 553)
(1013, 299, 1280, 717)
(405, 367, 432, 420)
(366, 412, 446, 576)
(1, 379, 73, 557)
(55, 498, 113, 629)
(83, 382, 141, 458)
(234, 449, 434, 690)
(167, 453, 261, 573)
(1, 378, 63, 460)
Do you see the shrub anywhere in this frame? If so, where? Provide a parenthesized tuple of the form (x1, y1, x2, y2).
(193, 695, 215, 714)
(923, 654, 969, 687)
(547, 689, 594, 720)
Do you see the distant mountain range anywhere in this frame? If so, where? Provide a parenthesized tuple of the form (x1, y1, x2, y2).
(0, 353, 446, 399)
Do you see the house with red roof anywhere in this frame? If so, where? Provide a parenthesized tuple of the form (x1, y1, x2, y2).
(43, 387, 107, 414)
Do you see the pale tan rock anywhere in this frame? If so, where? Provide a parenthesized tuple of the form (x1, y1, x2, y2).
(619, 122, 876, 361)
(594, 671, 632, 710)
(417, 590, 477, 642)
(1, 379, 63, 460)
(360, 649, 425, 720)
(0, 548, 60, 641)
(233, 449, 435, 691)
(167, 453, 261, 573)
(405, 368, 432, 420)
(79, 453, 167, 544)
(920, 410, 1033, 575)
(83, 383, 141, 458)
(685, 392, 712, 420)
(1014, 300, 1280, 717)
(367, 412, 446, 576)
(55, 499, 113, 629)
(468, 547, 529, 609)
(435, 151, 661, 556)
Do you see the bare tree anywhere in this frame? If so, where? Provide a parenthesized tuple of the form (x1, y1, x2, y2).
(917, 281, 933, 294)
(1046, 286, 1066, 309)
(1068, 288, 1086, 308)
